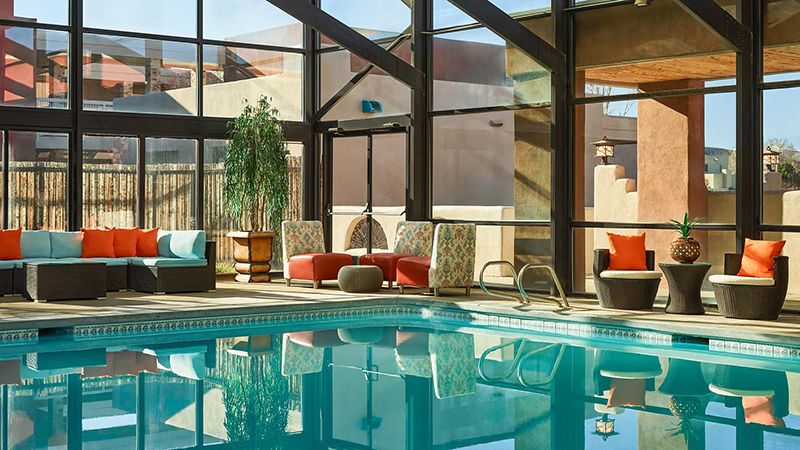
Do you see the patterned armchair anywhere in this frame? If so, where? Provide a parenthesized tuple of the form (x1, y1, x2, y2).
(359, 221, 434, 289)
(282, 220, 353, 289)
(396, 223, 476, 296)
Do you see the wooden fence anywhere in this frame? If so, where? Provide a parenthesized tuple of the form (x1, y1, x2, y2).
(7, 156, 303, 264)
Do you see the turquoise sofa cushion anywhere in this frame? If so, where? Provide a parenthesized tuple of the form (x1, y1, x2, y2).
(128, 257, 208, 268)
(50, 232, 82, 258)
(170, 230, 206, 259)
(20, 230, 51, 259)
(0, 260, 15, 270)
(68, 257, 128, 267)
(11, 258, 57, 269)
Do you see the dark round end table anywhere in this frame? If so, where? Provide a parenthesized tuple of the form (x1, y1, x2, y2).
(659, 263, 711, 315)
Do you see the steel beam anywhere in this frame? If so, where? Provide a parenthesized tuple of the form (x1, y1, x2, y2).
(445, 0, 566, 78)
(312, 32, 410, 123)
(265, 0, 425, 92)
(672, 0, 753, 60)
(735, 0, 762, 249)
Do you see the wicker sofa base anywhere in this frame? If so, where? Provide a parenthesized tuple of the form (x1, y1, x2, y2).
(128, 265, 215, 294)
(24, 262, 106, 302)
(595, 278, 661, 310)
(0, 269, 12, 296)
(107, 265, 128, 291)
(713, 283, 785, 320)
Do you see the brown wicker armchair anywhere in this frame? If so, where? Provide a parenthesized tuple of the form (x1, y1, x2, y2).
(593, 249, 661, 310)
(710, 254, 789, 320)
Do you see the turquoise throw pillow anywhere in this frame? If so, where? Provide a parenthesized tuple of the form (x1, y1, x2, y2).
(20, 230, 51, 259)
(157, 230, 172, 257)
(169, 230, 206, 259)
(50, 232, 83, 258)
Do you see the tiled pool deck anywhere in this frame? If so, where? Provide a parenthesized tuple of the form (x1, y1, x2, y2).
(2, 280, 800, 349)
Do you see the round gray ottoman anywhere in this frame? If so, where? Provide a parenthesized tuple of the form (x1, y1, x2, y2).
(338, 327, 385, 344)
(337, 265, 383, 293)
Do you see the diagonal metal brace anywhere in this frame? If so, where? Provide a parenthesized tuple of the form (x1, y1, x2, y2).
(672, 0, 753, 60)
(266, 0, 425, 92)
(313, 32, 411, 123)
(446, 0, 566, 79)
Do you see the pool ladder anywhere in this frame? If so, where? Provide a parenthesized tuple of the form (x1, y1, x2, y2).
(478, 261, 570, 308)
(478, 340, 566, 387)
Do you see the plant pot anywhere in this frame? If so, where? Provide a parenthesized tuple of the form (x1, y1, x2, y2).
(228, 231, 277, 282)
(669, 236, 701, 264)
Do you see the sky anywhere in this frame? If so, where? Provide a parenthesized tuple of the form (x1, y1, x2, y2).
(9, 0, 800, 150)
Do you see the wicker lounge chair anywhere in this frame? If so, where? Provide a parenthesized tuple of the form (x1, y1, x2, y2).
(709, 254, 789, 320)
(593, 249, 662, 310)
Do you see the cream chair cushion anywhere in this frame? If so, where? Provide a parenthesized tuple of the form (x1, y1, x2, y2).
(600, 270, 662, 280)
(709, 275, 775, 287)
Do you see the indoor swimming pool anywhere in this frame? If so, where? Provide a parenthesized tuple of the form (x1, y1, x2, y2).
(1, 306, 799, 450)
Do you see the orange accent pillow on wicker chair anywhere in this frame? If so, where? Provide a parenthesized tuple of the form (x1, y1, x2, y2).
(0, 228, 22, 260)
(81, 228, 115, 258)
(606, 378, 647, 408)
(607, 233, 648, 271)
(738, 238, 786, 278)
(742, 396, 786, 427)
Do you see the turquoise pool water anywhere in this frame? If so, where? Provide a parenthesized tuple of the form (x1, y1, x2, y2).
(2, 309, 800, 450)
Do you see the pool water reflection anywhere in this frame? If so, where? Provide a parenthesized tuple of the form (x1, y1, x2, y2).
(2, 324, 800, 449)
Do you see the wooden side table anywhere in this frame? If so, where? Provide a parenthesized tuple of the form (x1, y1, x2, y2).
(659, 263, 711, 315)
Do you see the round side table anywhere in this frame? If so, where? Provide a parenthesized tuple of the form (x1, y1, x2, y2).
(659, 263, 711, 315)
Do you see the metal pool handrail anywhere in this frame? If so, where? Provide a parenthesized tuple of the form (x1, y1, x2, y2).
(479, 261, 570, 308)
(478, 339, 566, 387)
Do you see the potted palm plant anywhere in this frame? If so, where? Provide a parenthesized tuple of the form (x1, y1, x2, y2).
(668, 213, 704, 264)
(224, 96, 290, 282)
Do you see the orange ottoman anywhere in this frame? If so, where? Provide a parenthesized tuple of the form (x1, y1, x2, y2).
(359, 253, 411, 288)
(287, 253, 353, 288)
(396, 256, 432, 292)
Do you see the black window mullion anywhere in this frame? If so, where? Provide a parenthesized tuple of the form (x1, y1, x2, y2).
(1, 129, 8, 229)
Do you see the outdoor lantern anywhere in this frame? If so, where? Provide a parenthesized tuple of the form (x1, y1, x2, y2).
(764, 146, 781, 172)
(593, 136, 616, 165)
(592, 414, 619, 441)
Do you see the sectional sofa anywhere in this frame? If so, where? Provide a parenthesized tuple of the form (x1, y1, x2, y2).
(0, 230, 215, 297)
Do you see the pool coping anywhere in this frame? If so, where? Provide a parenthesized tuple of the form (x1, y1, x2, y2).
(3, 292, 800, 349)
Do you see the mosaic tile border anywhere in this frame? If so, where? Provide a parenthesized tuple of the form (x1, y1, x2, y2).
(0, 329, 38, 346)
(709, 338, 800, 360)
(59, 303, 672, 347)
(427, 308, 673, 346)
(59, 305, 424, 341)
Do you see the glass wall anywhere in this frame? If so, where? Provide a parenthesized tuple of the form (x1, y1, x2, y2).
(8, 131, 69, 230)
(203, 46, 303, 120)
(82, 135, 138, 228)
(144, 138, 198, 231)
(0, 28, 69, 109)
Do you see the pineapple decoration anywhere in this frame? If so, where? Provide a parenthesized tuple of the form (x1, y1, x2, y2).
(668, 213, 704, 264)
(668, 396, 700, 444)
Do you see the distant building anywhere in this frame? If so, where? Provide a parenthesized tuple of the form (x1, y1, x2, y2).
(705, 147, 735, 190)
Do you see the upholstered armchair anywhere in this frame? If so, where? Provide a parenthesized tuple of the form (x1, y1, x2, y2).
(359, 221, 434, 289)
(593, 249, 662, 310)
(282, 220, 353, 289)
(709, 254, 789, 320)
(396, 223, 476, 296)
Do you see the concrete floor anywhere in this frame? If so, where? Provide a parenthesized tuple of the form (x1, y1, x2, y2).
(2, 279, 800, 347)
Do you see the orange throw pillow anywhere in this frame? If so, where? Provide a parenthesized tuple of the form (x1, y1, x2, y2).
(738, 238, 786, 279)
(0, 228, 22, 260)
(607, 232, 648, 271)
(607, 378, 647, 408)
(742, 396, 786, 428)
(81, 228, 115, 258)
(137, 228, 159, 257)
(109, 227, 139, 258)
